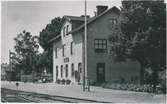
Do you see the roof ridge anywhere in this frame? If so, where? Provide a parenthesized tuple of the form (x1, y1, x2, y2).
(68, 6, 120, 34)
(49, 6, 120, 43)
(65, 15, 83, 17)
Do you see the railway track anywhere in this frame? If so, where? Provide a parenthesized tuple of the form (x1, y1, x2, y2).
(1, 88, 112, 103)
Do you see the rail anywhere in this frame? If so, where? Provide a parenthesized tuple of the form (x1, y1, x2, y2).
(1, 88, 112, 103)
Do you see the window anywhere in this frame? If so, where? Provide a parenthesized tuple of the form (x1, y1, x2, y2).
(62, 45, 65, 57)
(63, 27, 66, 37)
(109, 18, 117, 25)
(78, 63, 82, 73)
(71, 63, 74, 77)
(66, 25, 69, 34)
(56, 66, 58, 77)
(61, 65, 63, 78)
(64, 58, 69, 63)
(65, 64, 68, 78)
(94, 39, 107, 53)
(55, 47, 58, 58)
(108, 18, 117, 29)
(70, 41, 75, 55)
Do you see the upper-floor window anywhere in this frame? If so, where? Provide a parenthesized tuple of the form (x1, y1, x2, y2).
(109, 18, 117, 25)
(63, 27, 66, 37)
(70, 41, 75, 55)
(65, 64, 68, 78)
(66, 25, 69, 34)
(108, 18, 117, 29)
(94, 39, 107, 53)
(62, 45, 65, 57)
(55, 47, 58, 58)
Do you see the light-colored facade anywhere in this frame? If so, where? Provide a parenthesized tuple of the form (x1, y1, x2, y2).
(52, 6, 141, 85)
(52, 16, 84, 84)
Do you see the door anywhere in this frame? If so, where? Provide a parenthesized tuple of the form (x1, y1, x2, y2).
(97, 63, 105, 83)
(56, 66, 58, 81)
(78, 63, 82, 83)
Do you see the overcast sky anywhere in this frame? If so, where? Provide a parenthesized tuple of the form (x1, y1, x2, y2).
(1, 0, 122, 63)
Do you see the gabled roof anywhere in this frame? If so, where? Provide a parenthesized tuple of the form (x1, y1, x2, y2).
(49, 34, 61, 43)
(68, 6, 120, 34)
(49, 6, 120, 43)
(64, 15, 85, 21)
(61, 15, 86, 27)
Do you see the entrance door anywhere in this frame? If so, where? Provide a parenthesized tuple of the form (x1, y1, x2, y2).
(78, 63, 82, 83)
(97, 63, 105, 83)
(56, 66, 58, 81)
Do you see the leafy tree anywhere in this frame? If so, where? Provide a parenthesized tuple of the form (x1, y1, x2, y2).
(39, 17, 62, 73)
(14, 30, 39, 75)
(109, 1, 166, 92)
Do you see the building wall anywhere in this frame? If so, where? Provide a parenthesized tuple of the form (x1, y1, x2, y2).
(85, 10, 140, 84)
(53, 10, 140, 85)
(1, 63, 9, 80)
(53, 20, 83, 83)
(106, 61, 140, 84)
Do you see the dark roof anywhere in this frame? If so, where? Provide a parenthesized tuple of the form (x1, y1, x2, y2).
(68, 6, 120, 34)
(48, 35, 61, 43)
(49, 6, 120, 43)
(64, 15, 85, 21)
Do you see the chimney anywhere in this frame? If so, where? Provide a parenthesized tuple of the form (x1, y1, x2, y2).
(94, 11, 97, 17)
(96, 5, 108, 16)
(80, 15, 90, 18)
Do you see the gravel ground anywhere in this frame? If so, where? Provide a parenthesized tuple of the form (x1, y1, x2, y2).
(1, 81, 166, 103)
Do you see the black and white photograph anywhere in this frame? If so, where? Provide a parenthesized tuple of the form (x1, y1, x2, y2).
(1, 0, 166, 103)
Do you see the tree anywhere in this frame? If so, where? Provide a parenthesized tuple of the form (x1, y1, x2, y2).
(14, 30, 39, 75)
(109, 1, 166, 92)
(39, 17, 62, 73)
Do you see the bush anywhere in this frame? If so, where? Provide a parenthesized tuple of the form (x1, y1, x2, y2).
(57, 79, 61, 84)
(160, 78, 166, 93)
(120, 84, 128, 90)
(101, 83, 163, 93)
(89, 80, 96, 86)
(61, 79, 65, 84)
(66, 79, 71, 85)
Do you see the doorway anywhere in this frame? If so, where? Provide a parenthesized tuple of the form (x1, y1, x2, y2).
(78, 63, 82, 83)
(97, 63, 105, 83)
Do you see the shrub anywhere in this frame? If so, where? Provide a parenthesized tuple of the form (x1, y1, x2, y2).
(120, 84, 128, 90)
(57, 79, 61, 84)
(61, 79, 65, 84)
(101, 83, 163, 93)
(101, 83, 106, 88)
(66, 79, 71, 85)
(89, 80, 96, 86)
(160, 79, 166, 93)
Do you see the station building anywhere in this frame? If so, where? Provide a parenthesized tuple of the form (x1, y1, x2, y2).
(50, 6, 140, 85)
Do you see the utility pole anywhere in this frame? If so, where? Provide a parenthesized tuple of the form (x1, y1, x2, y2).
(9, 50, 12, 82)
(83, 0, 87, 92)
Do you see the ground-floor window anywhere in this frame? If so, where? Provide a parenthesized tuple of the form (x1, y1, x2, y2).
(65, 64, 68, 78)
(78, 63, 82, 73)
(56, 66, 58, 78)
(71, 63, 74, 77)
(74, 70, 78, 82)
(78, 63, 82, 82)
(61, 65, 63, 78)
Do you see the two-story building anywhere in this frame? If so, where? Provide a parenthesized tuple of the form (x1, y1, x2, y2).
(50, 6, 141, 85)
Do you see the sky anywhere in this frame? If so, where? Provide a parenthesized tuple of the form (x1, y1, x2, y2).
(1, 0, 122, 64)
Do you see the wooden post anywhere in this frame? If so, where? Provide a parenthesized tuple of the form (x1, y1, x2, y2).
(83, 0, 87, 92)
